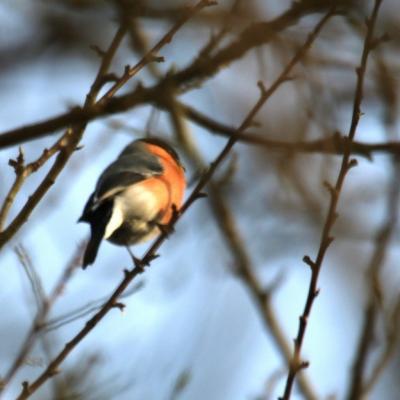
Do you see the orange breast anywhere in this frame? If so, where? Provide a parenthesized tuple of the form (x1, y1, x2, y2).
(141, 143, 186, 224)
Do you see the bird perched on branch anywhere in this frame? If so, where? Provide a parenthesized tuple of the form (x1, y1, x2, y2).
(79, 137, 186, 268)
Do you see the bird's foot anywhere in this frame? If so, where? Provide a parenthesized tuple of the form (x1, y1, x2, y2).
(157, 222, 175, 237)
(126, 247, 145, 271)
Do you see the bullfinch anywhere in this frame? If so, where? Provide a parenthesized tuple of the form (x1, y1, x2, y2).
(79, 137, 186, 268)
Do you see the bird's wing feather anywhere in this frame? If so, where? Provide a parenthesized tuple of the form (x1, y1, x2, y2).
(95, 171, 148, 200)
(82, 199, 113, 268)
(79, 150, 163, 222)
(95, 152, 163, 200)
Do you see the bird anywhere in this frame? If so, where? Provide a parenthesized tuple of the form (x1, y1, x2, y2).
(78, 137, 186, 268)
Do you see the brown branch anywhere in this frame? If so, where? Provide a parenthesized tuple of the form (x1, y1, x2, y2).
(280, 1, 383, 399)
(15, 244, 47, 311)
(0, 148, 26, 230)
(4, 86, 400, 159)
(116, 2, 163, 80)
(170, 0, 346, 91)
(85, 26, 128, 105)
(0, 109, 89, 149)
(180, 103, 400, 158)
(110, 1, 246, 25)
(0, 131, 74, 231)
(0, 0, 349, 150)
(13, 245, 59, 395)
(15, 7, 333, 399)
(0, 25, 126, 251)
(41, 281, 144, 334)
(98, 0, 217, 102)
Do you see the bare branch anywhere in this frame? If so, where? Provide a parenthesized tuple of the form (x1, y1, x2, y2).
(0, 24, 127, 251)
(41, 281, 143, 333)
(98, 0, 216, 102)
(280, 1, 384, 398)
(0, 0, 349, 150)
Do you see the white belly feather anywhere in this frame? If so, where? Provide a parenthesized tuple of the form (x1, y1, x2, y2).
(103, 184, 158, 240)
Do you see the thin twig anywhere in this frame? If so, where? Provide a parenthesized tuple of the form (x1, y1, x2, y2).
(98, 0, 217, 102)
(15, 244, 46, 311)
(3, 94, 400, 159)
(0, 26, 127, 233)
(1, 242, 84, 391)
(0, 25, 127, 251)
(14, 244, 60, 395)
(179, 103, 400, 159)
(280, 2, 383, 399)
(41, 281, 143, 334)
(0, 134, 73, 231)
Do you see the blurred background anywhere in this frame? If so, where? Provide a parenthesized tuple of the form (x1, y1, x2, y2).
(0, 0, 399, 399)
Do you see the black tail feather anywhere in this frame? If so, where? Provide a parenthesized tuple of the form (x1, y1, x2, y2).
(83, 227, 104, 268)
(82, 200, 113, 269)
